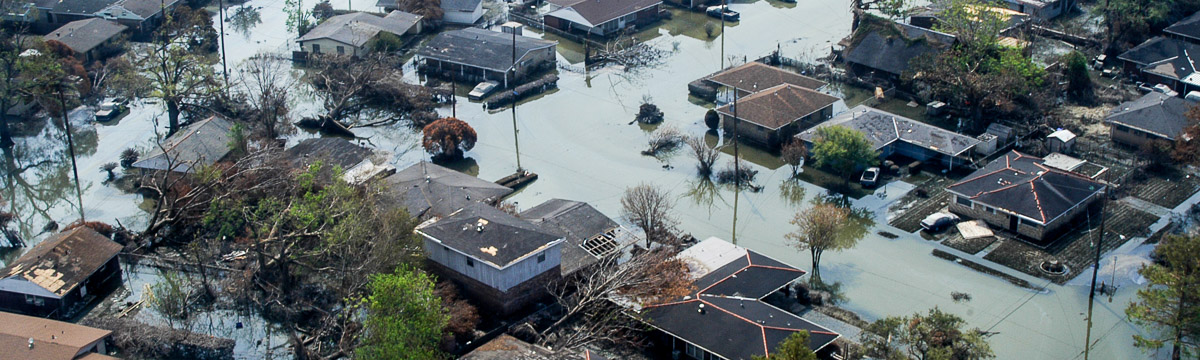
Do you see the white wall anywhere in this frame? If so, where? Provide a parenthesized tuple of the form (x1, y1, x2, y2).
(423, 237, 562, 291)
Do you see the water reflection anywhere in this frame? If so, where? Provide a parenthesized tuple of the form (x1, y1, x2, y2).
(682, 178, 728, 214)
(228, 6, 263, 38)
(779, 178, 807, 206)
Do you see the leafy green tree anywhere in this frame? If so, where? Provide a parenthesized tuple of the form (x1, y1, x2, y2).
(1126, 234, 1200, 360)
(860, 307, 994, 360)
(752, 331, 819, 360)
(1063, 51, 1092, 100)
(356, 267, 448, 360)
(285, 0, 315, 35)
(810, 125, 879, 183)
(1102, 0, 1171, 50)
(786, 203, 856, 281)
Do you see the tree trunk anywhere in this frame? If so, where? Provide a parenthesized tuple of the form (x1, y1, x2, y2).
(0, 109, 12, 148)
(810, 248, 822, 282)
(167, 100, 181, 137)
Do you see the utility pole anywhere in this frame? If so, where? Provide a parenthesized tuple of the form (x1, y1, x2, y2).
(731, 82, 740, 244)
(719, 0, 725, 70)
(451, 80, 456, 118)
(57, 84, 84, 221)
(511, 30, 522, 171)
(218, 0, 229, 89)
(1083, 172, 1110, 360)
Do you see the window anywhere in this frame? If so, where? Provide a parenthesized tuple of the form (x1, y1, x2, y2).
(312, 44, 321, 53)
(24, 295, 44, 306)
(985, 206, 996, 214)
(956, 195, 972, 207)
(537, 252, 546, 263)
(466, 258, 474, 267)
(685, 343, 701, 359)
(336, 46, 345, 54)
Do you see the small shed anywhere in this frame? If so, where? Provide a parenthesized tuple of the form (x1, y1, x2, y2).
(1046, 129, 1076, 154)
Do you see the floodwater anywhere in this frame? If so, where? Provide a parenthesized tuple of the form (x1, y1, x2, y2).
(0, 0, 1168, 358)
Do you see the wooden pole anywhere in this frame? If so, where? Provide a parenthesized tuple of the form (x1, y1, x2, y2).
(720, 0, 725, 70)
(58, 86, 84, 221)
(511, 30, 522, 171)
(1083, 172, 1109, 360)
(731, 85, 739, 244)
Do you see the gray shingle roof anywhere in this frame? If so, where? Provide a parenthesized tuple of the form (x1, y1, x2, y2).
(441, 0, 482, 12)
(844, 21, 954, 76)
(1165, 11, 1200, 41)
(47, 0, 118, 15)
(1118, 36, 1200, 73)
(1106, 92, 1195, 140)
(43, 18, 127, 54)
(298, 11, 422, 47)
(546, 0, 661, 28)
(519, 199, 635, 276)
(417, 28, 557, 73)
(132, 116, 235, 173)
(285, 137, 376, 171)
(946, 151, 1105, 225)
(383, 162, 514, 218)
(419, 202, 562, 268)
(797, 105, 980, 156)
(715, 84, 839, 130)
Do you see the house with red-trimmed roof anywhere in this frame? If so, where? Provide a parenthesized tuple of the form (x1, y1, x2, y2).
(638, 237, 841, 360)
(716, 83, 840, 149)
(945, 150, 1105, 242)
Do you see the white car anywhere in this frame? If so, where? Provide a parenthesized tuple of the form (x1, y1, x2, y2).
(860, 167, 880, 187)
(920, 212, 960, 232)
(468, 81, 500, 100)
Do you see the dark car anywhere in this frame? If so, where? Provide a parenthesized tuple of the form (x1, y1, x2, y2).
(920, 212, 959, 232)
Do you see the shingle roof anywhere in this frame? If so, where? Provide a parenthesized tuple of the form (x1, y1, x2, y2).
(640, 238, 837, 360)
(946, 151, 1105, 225)
(419, 202, 562, 268)
(519, 199, 636, 276)
(441, 0, 482, 12)
(0, 312, 112, 360)
(285, 137, 376, 171)
(1118, 37, 1200, 77)
(715, 84, 839, 130)
(546, 0, 661, 28)
(706, 62, 827, 93)
(1165, 11, 1200, 41)
(844, 21, 954, 76)
(417, 28, 557, 73)
(132, 116, 235, 173)
(298, 11, 422, 47)
(1106, 92, 1195, 140)
(383, 162, 514, 218)
(43, 18, 127, 54)
(1, 227, 122, 298)
(796, 105, 980, 156)
(47, 0, 118, 15)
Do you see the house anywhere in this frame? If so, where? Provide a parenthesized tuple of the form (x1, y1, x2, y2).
(27, 0, 119, 30)
(639, 238, 841, 360)
(1116, 37, 1200, 95)
(461, 334, 608, 360)
(382, 162, 514, 219)
(131, 116, 235, 173)
(946, 151, 1105, 242)
(703, 61, 827, 104)
(416, 28, 557, 87)
(844, 18, 955, 78)
(297, 11, 423, 57)
(0, 312, 118, 359)
(715, 84, 840, 149)
(1000, 0, 1072, 20)
(0, 227, 123, 319)
(43, 18, 127, 62)
(518, 199, 637, 276)
(1106, 92, 1196, 148)
(1165, 11, 1200, 44)
(795, 105, 981, 169)
(376, 0, 482, 24)
(543, 0, 662, 37)
(93, 0, 184, 37)
(416, 202, 564, 314)
(284, 137, 395, 184)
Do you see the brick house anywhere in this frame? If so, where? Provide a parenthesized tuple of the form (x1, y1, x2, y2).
(1105, 92, 1195, 148)
(703, 61, 827, 104)
(0, 227, 123, 319)
(945, 151, 1105, 242)
(715, 84, 840, 149)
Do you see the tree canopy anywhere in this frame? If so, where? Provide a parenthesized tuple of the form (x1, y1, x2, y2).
(786, 203, 855, 281)
(860, 307, 994, 360)
(1126, 234, 1200, 359)
(752, 331, 819, 360)
(356, 267, 449, 360)
(422, 117, 477, 161)
(810, 125, 879, 181)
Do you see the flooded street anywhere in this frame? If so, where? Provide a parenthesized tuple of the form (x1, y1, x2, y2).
(0, 0, 1161, 358)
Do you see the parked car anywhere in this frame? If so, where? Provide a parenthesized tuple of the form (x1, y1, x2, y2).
(468, 81, 500, 100)
(1152, 84, 1179, 97)
(920, 212, 960, 232)
(706, 5, 739, 21)
(860, 167, 880, 188)
(94, 98, 128, 122)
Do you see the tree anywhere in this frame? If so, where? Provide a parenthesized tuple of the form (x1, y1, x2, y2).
(1172, 107, 1200, 165)
(705, 109, 720, 130)
(0, 27, 52, 148)
(130, 17, 220, 136)
(1101, 0, 1171, 51)
(810, 126, 878, 184)
(356, 267, 448, 360)
(686, 135, 722, 176)
(1064, 51, 1092, 100)
(312, 0, 335, 20)
(851, 0, 910, 31)
(393, 0, 444, 20)
(643, 125, 683, 156)
(1126, 234, 1200, 360)
(860, 307, 994, 360)
(285, 0, 315, 35)
(752, 331, 818, 360)
(237, 54, 294, 139)
(786, 203, 856, 281)
(301, 53, 435, 135)
(635, 96, 665, 124)
(422, 117, 477, 161)
(120, 148, 139, 168)
(620, 183, 679, 247)
(781, 139, 808, 177)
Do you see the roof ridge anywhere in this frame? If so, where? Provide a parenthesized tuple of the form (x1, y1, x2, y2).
(1029, 181, 1047, 222)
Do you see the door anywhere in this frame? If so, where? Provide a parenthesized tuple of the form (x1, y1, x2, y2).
(1009, 215, 1018, 232)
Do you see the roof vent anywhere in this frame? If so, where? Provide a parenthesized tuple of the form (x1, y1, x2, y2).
(476, 219, 489, 232)
(697, 303, 705, 314)
(28, 338, 33, 349)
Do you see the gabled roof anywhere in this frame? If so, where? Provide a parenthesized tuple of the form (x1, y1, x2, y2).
(441, 0, 483, 12)
(1, 227, 122, 298)
(418, 202, 562, 269)
(946, 151, 1105, 225)
(797, 105, 979, 156)
(45, 0, 118, 15)
(133, 116, 235, 173)
(546, 0, 661, 28)
(1165, 11, 1200, 41)
(95, 0, 183, 21)
(285, 137, 377, 171)
(383, 162, 514, 218)
(298, 11, 422, 47)
(520, 199, 636, 275)
(1117, 37, 1200, 79)
(417, 28, 557, 73)
(1106, 92, 1195, 140)
(844, 20, 954, 76)
(706, 62, 827, 93)
(640, 238, 838, 360)
(460, 334, 608, 360)
(0, 312, 112, 360)
(715, 84, 840, 130)
(43, 18, 127, 54)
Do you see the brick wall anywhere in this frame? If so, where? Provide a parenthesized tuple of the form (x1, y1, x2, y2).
(948, 193, 1098, 242)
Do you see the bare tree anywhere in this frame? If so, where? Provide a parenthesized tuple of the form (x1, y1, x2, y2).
(642, 125, 683, 156)
(238, 53, 295, 139)
(781, 139, 808, 177)
(686, 135, 722, 177)
(620, 183, 679, 247)
(786, 203, 856, 281)
(592, 36, 669, 69)
(302, 53, 437, 136)
(540, 248, 695, 350)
